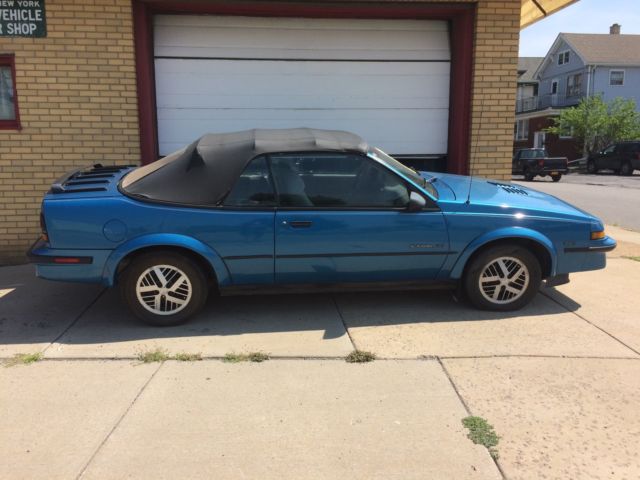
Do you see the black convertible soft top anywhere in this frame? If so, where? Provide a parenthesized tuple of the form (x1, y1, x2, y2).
(121, 128, 368, 205)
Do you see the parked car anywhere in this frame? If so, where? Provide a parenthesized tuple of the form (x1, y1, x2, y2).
(586, 141, 640, 176)
(29, 129, 615, 326)
(512, 148, 568, 182)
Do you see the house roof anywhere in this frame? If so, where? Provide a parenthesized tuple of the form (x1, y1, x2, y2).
(563, 33, 640, 66)
(517, 57, 544, 83)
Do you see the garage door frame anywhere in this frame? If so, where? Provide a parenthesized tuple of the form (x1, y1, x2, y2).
(132, 1, 475, 174)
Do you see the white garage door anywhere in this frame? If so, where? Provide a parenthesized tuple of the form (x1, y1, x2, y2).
(154, 15, 451, 157)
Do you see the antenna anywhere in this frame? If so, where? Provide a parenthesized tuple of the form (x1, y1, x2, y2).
(466, 91, 485, 205)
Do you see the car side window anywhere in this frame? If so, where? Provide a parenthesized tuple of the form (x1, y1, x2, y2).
(603, 145, 616, 155)
(269, 153, 410, 208)
(223, 156, 276, 207)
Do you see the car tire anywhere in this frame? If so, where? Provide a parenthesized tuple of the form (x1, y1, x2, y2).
(551, 174, 562, 182)
(523, 169, 535, 181)
(620, 161, 633, 176)
(120, 252, 209, 326)
(586, 160, 598, 174)
(463, 245, 542, 311)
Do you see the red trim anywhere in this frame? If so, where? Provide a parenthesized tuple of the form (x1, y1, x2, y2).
(133, 1, 475, 173)
(0, 54, 21, 131)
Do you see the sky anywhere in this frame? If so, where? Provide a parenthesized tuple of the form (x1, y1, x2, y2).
(519, 0, 640, 57)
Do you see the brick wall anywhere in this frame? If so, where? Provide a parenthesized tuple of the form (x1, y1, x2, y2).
(469, 0, 520, 179)
(0, 0, 140, 263)
(0, 0, 520, 264)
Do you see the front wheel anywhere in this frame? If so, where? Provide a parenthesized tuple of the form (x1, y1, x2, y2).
(463, 245, 542, 311)
(120, 252, 209, 326)
(551, 174, 562, 182)
(586, 160, 597, 174)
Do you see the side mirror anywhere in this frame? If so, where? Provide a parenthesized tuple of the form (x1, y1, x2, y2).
(407, 191, 427, 212)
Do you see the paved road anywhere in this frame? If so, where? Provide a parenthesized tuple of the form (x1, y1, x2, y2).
(513, 172, 640, 231)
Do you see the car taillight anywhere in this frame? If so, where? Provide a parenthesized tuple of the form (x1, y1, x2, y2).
(635, 152, 640, 160)
(40, 211, 49, 242)
(591, 230, 605, 240)
(538, 159, 544, 167)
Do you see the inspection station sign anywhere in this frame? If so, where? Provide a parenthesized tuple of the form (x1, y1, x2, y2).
(0, 0, 46, 37)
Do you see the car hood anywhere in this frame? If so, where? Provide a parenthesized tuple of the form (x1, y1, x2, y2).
(423, 172, 599, 222)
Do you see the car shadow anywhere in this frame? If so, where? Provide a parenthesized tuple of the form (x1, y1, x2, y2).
(0, 267, 582, 348)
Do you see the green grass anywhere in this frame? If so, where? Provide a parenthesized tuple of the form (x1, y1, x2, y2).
(173, 352, 203, 362)
(223, 352, 270, 363)
(462, 416, 500, 459)
(136, 348, 171, 363)
(4, 352, 43, 367)
(345, 349, 376, 363)
(623, 256, 640, 262)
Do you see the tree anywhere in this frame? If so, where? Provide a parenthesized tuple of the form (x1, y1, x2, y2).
(546, 95, 640, 156)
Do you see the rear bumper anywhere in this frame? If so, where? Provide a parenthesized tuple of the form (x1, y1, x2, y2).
(27, 238, 111, 284)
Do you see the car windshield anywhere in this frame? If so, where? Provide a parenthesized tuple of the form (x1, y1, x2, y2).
(368, 147, 438, 199)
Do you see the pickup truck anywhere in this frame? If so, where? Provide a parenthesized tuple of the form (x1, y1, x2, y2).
(512, 148, 568, 182)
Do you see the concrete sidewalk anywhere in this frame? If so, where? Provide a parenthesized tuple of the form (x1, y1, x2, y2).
(1, 226, 640, 479)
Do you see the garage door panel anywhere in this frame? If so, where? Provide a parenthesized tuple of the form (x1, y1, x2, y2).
(155, 60, 450, 110)
(157, 109, 449, 155)
(155, 16, 451, 61)
(153, 15, 451, 159)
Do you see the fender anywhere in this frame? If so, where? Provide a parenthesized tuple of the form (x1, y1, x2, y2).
(448, 227, 557, 279)
(102, 233, 231, 287)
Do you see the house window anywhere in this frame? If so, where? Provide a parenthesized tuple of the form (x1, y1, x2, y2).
(551, 80, 559, 95)
(514, 119, 529, 141)
(610, 70, 625, 86)
(0, 54, 20, 130)
(566, 73, 582, 97)
(557, 51, 570, 65)
(559, 126, 574, 139)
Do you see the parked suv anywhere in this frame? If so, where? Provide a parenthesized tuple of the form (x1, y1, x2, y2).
(587, 141, 640, 176)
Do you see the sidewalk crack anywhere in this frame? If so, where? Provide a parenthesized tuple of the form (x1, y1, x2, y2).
(331, 295, 357, 351)
(437, 358, 508, 480)
(541, 291, 640, 357)
(75, 361, 164, 479)
(42, 288, 107, 355)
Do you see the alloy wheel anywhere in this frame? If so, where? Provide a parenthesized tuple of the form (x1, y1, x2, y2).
(135, 265, 192, 315)
(478, 256, 530, 304)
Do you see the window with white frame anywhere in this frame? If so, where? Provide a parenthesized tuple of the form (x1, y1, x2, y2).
(514, 119, 529, 141)
(610, 70, 625, 86)
(559, 126, 574, 139)
(557, 51, 570, 65)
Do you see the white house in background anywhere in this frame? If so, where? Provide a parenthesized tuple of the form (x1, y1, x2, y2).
(514, 24, 640, 160)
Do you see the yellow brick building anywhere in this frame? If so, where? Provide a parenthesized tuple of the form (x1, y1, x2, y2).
(0, 0, 559, 264)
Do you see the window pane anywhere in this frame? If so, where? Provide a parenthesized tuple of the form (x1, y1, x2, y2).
(610, 71, 624, 86)
(270, 153, 409, 208)
(224, 156, 276, 207)
(0, 66, 16, 121)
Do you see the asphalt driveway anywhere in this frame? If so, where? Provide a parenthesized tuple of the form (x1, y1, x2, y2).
(2, 230, 640, 479)
(513, 171, 640, 231)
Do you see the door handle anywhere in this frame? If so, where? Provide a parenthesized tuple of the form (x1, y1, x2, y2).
(288, 220, 313, 228)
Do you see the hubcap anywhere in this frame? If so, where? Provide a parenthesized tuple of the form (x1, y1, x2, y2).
(478, 256, 529, 304)
(136, 265, 192, 315)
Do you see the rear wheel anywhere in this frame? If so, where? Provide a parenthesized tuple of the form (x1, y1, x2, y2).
(120, 252, 209, 326)
(620, 161, 633, 176)
(586, 160, 598, 174)
(551, 174, 562, 182)
(463, 245, 541, 311)
(523, 169, 535, 181)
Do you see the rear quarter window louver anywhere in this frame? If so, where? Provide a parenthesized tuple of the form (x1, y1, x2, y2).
(488, 182, 529, 196)
(50, 163, 135, 194)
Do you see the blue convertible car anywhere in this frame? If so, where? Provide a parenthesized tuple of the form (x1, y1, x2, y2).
(29, 128, 615, 326)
